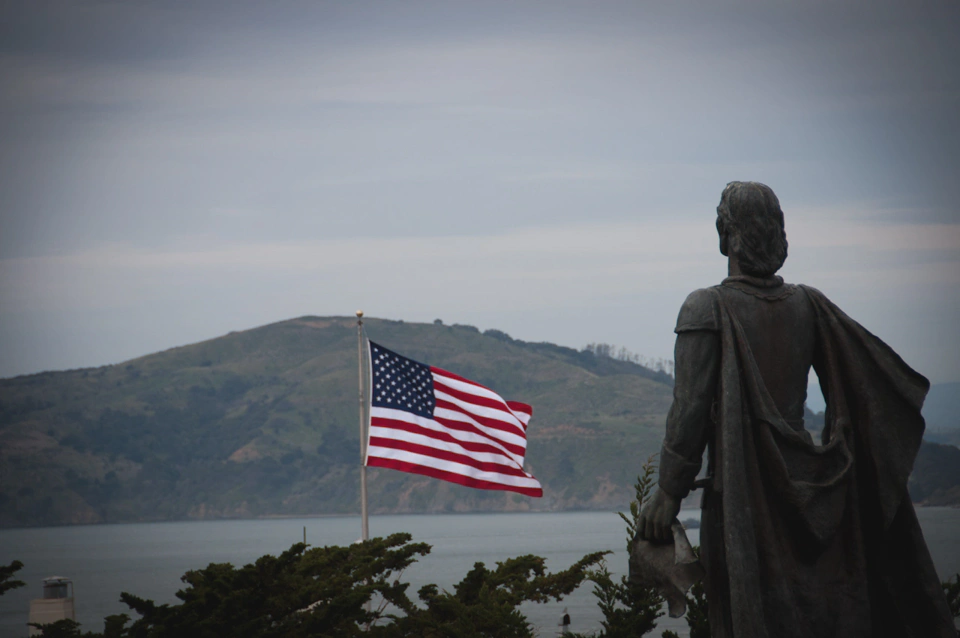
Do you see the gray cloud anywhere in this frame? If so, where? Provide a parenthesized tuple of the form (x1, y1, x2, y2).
(0, 0, 957, 382)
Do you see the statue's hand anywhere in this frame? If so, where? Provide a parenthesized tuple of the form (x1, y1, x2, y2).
(638, 488, 682, 543)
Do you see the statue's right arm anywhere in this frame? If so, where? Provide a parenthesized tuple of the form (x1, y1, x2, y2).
(658, 329, 720, 499)
(659, 288, 721, 499)
(639, 289, 721, 542)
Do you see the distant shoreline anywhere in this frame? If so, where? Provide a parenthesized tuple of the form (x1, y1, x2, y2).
(5, 504, 959, 532)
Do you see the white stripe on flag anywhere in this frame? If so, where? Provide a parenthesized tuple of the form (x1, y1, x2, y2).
(431, 404, 528, 451)
(369, 425, 522, 470)
(370, 407, 525, 466)
(366, 444, 541, 489)
(432, 372, 529, 430)
(433, 387, 526, 437)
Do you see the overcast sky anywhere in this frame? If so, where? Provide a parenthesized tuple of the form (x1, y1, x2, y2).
(1, 1, 958, 398)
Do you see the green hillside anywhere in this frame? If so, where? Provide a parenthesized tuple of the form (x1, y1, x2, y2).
(0, 317, 675, 528)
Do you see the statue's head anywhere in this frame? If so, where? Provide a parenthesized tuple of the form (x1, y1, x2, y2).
(716, 181, 788, 277)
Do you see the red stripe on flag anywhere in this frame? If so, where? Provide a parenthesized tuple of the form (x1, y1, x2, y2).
(369, 436, 530, 477)
(432, 377, 518, 415)
(429, 366, 486, 389)
(370, 416, 522, 461)
(431, 369, 532, 419)
(367, 457, 543, 497)
(506, 401, 532, 418)
(429, 414, 527, 458)
(434, 398, 525, 439)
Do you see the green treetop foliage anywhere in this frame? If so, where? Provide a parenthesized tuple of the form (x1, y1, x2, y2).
(571, 455, 712, 638)
(32, 532, 605, 638)
(1, 559, 25, 596)
(571, 456, 665, 638)
(396, 551, 607, 638)
(24, 516, 960, 637)
(943, 574, 960, 633)
(618, 457, 658, 550)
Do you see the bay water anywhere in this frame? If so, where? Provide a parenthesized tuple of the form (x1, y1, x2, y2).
(2, 508, 958, 637)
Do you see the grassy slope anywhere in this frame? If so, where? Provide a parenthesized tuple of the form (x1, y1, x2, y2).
(0, 317, 673, 527)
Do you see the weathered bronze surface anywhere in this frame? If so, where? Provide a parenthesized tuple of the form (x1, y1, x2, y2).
(637, 182, 955, 637)
(629, 520, 704, 618)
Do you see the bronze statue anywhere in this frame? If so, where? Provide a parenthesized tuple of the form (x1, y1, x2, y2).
(638, 182, 955, 637)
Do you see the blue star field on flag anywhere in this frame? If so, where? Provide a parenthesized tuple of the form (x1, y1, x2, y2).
(370, 342, 435, 419)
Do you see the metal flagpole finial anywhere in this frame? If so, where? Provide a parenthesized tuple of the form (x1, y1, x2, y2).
(356, 310, 364, 319)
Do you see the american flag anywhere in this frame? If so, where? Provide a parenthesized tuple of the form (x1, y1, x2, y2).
(365, 341, 543, 497)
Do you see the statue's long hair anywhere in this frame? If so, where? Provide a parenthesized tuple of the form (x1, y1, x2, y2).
(716, 181, 788, 277)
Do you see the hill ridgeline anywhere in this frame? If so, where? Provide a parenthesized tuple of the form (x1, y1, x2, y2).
(0, 317, 677, 528)
(1, 316, 956, 529)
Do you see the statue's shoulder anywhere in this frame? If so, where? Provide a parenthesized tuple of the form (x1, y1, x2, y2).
(675, 287, 721, 333)
(795, 284, 835, 310)
(796, 283, 826, 300)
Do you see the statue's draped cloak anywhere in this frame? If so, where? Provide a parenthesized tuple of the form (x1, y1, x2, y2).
(700, 285, 954, 638)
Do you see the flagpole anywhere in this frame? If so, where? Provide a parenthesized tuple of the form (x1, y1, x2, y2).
(356, 310, 369, 542)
